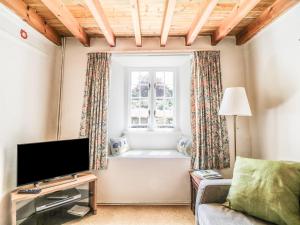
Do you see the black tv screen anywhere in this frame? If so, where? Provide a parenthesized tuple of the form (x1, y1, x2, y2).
(17, 138, 90, 186)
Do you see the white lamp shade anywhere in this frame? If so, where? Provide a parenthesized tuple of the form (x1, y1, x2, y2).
(219, 87, 252, 116)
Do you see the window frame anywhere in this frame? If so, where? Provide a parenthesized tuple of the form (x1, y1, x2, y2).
(126, 67, 178, 131)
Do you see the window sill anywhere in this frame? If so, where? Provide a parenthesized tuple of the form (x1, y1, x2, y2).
(124, 128, 181, 135)
(108, 149, 191, 159)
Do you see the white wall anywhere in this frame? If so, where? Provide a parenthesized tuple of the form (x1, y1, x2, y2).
(244, 4, 300, 161)
(60, 36, 251, 181)
(108, 61, 126, 139)
(99, 155, 191, 204)
(178, 61, 192, 136)
(0, 5, 60, 224)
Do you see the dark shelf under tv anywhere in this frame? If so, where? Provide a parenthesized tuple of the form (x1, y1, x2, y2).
(11, 173, 98, 225)
(17, 189, 89, 225)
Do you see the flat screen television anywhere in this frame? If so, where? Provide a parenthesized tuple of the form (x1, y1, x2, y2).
(17, 138, 90, 186)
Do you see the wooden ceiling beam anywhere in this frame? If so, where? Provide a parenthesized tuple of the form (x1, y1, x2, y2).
(211, 0, 261, 46)
(130, 0, 142, 47)
(1, 0, 61, 45)
(40, 0, 90, 47)
(160, 0, 176, 47)
(85, 0, 116, 47)
(186, 0, 218, 46)
(236, 0, 300, 45)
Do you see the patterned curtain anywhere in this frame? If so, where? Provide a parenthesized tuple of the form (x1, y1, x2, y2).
(79, 52, 111, 170)
(191, 51, 230, 169)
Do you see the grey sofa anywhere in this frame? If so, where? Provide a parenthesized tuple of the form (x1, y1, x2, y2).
(195, 179, 274, 225)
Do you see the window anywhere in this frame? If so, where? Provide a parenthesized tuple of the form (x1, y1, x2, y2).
(128, 69, 176, 129)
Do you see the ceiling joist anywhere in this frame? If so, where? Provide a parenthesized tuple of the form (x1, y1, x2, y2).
(212, 0, 261, 45)
(85, 0, 116, 47)
(160, 0, 176, 47)
(2, 0, 298, 47)
(40, 0, 90, 47)
(236, 0, 300, 45)
(130, 0, 142, 47)
(186, 0, 218, 46)
(1, 0, 61, 46)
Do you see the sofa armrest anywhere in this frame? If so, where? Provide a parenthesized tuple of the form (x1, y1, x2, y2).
(196, 179, 232, 205)
(195, 179, 232, 225)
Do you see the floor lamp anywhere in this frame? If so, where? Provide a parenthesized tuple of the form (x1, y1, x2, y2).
(219, 87, 252, 161)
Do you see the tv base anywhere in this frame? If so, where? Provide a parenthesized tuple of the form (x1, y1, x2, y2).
(34, 174, 78, 190)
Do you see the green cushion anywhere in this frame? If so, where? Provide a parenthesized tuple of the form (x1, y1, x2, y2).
(226, 157, 300, 225)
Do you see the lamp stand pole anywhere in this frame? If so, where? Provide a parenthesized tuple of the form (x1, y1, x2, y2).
(233, 115, 237, 160)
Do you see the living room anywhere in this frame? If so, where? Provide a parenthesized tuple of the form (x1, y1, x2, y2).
(0, 0, 299, 225)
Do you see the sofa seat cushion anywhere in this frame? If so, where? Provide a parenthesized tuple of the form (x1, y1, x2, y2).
(198, 204, 274, 225)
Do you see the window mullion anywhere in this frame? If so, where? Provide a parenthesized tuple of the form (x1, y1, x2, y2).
(128, 70, 130, 129)
(149, 72, 152, 129)
(163, 72, 166, 127)
(150, 70, 155, 130)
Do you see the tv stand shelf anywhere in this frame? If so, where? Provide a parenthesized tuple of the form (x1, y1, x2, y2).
(11, 173, 97, 225)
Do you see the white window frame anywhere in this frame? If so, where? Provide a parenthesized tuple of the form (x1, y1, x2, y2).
(126, 67, 178, 131)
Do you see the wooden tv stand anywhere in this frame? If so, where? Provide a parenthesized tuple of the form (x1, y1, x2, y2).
(11, 173, 97, 225)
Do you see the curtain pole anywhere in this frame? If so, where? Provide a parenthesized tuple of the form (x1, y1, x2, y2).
(56, 37, 66, 140)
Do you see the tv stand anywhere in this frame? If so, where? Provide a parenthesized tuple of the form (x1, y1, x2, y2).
(33, 174, 79, 189)
(11, 173, 97, 225)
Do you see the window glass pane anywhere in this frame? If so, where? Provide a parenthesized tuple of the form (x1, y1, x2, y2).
(130, 100, 140, 126)
(131, 72, 139, 87)
(165, 86, 173, 97)
(165, 72, 174, 97)
(164, 99, 174, 111)
(131, 72, 139, 84)
(164, 99, 174, 126)
(131, 71, 150, 98)
(141, 85, 149, 97)
(131, 86, 140, 98)
(140, 100, 149, 125)
(165, 117, 173, 125)
(154, 99, 175, 127)
(155, 117, 164, 126)
(155, 99, 164, 113)
(155, 84, 164, 97)
(155, 72, 164, 97)
(155, 99, 164, 125)
(139, 72, 149, 85)
(131, 73, 140, 97)
(140, 117, 148, 125)
(131, 117, 139, 125)
(140, 100, 149, 110)
(155, 72, 164, 83)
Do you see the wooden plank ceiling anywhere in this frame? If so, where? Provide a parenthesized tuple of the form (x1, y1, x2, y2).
(1, 0, 299, 47)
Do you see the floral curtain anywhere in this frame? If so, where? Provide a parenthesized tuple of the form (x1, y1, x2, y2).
(79, 52, 111, 170)
(191, 51, 230, 169)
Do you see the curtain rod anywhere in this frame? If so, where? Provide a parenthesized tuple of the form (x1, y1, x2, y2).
(112, 52, 193, 57)
(56, 37, 66, 140)
(89, 49, 220, 55)
(109, 49, 218, 53)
